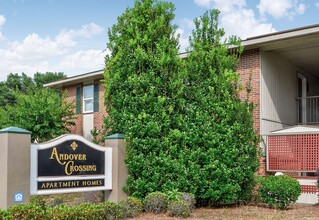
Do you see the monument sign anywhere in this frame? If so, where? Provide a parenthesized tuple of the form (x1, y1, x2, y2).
(30, 134, 112, 195)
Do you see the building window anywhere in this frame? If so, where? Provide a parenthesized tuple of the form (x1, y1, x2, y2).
(83, 85, 94, 113)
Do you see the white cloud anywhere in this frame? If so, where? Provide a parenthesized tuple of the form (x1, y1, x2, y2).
(193, 0, 212, 8)
(176, 18, 196, 52)
(0, 23, 105, 81)
(56, 23, 104, 47)
(194, 0, 246, 11)
(176, 28, 189, 52)
(257, 0, 305, 19)
(180, 18, 195, 30)
(296, 3, 306, 15)
(221, 8, 275, 39)
(6, 33, 66, 61)
(57, 49, 107, 75)
(0, 15, 5, 27)
(0, 15, 6, 42)
(193, 0, 275, 39)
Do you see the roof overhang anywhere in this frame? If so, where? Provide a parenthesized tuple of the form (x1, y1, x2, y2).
(242, 24, 319, 75)
(242, 24, 319, 49)
(44, 70, 104, 88)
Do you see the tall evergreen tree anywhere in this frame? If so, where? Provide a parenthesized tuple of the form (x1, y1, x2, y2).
(183, 10, 259, 204)
(104, 0, 186, 198)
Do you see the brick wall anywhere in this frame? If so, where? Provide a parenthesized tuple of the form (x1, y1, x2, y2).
(63, 81, 107, 141)
(63, 85, 83, 135)
(237, 48, 264, 175)
(237, 48, 260, 133)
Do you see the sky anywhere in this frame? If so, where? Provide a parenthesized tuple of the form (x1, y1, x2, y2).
(0, 0, 319, 82)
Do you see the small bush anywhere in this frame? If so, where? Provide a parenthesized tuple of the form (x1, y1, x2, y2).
(8, 203, 46, 220)
(0, 209, 13, 220)
(168, 200, 190, 218)
(144, 192, 168, 214)
(179, 192, 196, 211)
(73, 203, 105, 220)
(30, 195, 47, 210)
(259, 175, 301, 209)
(167, 189, 181, 203)
(119, 197, 143, 218)
(102, 201, 124, 220)
(46, 204, 73, 219)
(47, 202, 123, 220)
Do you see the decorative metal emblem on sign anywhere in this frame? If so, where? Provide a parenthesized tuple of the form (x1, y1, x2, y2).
(70, 141, 78, 151)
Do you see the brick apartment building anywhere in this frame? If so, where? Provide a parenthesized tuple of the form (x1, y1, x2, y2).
(45, 70, 106, 140)
(45, 24, 319, 203)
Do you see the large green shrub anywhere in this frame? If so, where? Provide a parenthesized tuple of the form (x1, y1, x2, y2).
(104, 0, 187, 199)
(167, 200, 190, 218)
(259, 175, 301, 209)
(119, 197, 143, 218)
(144, 192, 168, 214)
(180, 9, 259, 205)
(8, 203, 46, 220)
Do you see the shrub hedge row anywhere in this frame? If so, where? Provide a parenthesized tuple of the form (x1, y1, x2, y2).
(0, 177, 302, 220)
(0, 200, 135, 220)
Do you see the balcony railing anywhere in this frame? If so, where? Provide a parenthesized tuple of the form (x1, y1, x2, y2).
(297, 96, 319, 124)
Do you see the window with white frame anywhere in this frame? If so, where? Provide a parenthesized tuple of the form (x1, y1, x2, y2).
(83, 85, 94, 113)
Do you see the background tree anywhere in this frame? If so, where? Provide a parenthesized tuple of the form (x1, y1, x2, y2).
(0, 71, 72, 141)
(0, 73, 34, 106)
(0, 107, 9, 128)
(182, 10, 259, 205)
(104, 0, 186, 198)
(0, 72, 66, 106)
(2, 88, 75, 141)
(34, 72, 66, 87)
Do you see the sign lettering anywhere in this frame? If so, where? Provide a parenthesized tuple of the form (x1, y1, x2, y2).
(38, 179, 105, 190)
(37, 140, 104, 177)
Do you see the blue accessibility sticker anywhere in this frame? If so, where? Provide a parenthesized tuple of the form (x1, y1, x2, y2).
(14, 192, 24, 203)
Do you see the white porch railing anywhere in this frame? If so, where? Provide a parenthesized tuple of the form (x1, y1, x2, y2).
(297, 96, 319, 124)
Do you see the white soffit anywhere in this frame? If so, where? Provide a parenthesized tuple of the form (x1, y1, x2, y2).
(269, 125, 319, 135)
